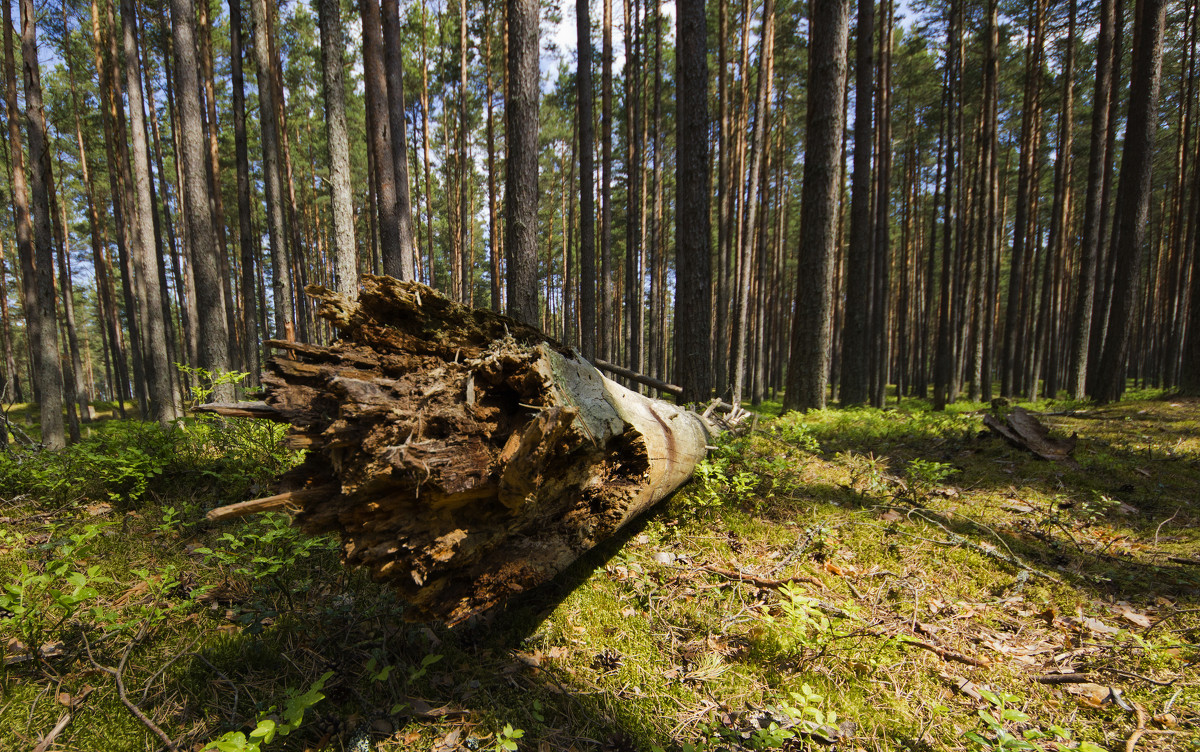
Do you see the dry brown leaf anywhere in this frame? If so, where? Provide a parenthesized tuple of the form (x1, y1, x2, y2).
(432, 728, 463, 752)
(939, 672, 984, 701)
(1065, 682, 1115, 708)
(1112, 604, 1152, 629)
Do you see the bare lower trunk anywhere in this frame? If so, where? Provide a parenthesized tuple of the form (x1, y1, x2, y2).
(204, 276, 719, 625)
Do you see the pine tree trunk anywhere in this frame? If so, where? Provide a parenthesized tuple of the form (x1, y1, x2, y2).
(63, 12, 130, 412)
(600, 0, 614, 361)
(783, 0, 850, 412)
(169, 0, 232, 402)
(486, 0, 503, 312)
(1001, 0, 1045, 397)
(675, 0, 712, 403)
(731, 0, 774, 407)
(228, 0, 260, 384)
(840, 0, 874, 407)
(13, 0, 66, 447)
(1092, 0, 1168, 403)
(505, 0, 539, 327)
(381, 0, 418, 281)
(1040, 0, 1075, 399)
(870, 0, 892, 407)
(249, 0, 293, 340)
(577, 0, 597, 357)
(317, 0, 359, 299)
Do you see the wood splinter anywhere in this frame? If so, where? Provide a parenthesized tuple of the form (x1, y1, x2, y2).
(203, 276, 738, 624)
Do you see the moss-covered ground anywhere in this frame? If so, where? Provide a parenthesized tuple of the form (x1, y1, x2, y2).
(1, 392, 1197, 751)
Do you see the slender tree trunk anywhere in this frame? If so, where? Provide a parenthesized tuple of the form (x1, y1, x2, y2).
(600, 0, 614, 360)
(249, 0, 293, 339)
(840, 0, 874, 406)
(732, 0, 775, 407)
(63, 8, 129, 412)
(1041, 0, 1075, 399)
(1001, 0, 1045, 396)
(486, 0, 503, 311)
(577, 0, 597, 357)
(505, 0, 539, 326)
(783, 0, 850, 412)
(228, 0, 260, 384)
(933, 0, 960, 411)
(13, 0, 65, 446)
(675, 0, 712, 403)
(118, 0, 178, 424)
(169, 0, 232, 402)
(1092, 0, 1168, 402)
(381, 0, 418, 280)
(870, 0, 892, 407)
(317, 0, 359, 298)
(1068, 0, 1115, 397)
(197, 0, 239, 368)
(0, 239, 18, 403)
(50, 164, 89, 427)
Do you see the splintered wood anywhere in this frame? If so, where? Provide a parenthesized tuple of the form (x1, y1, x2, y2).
(202, 276, 715, 625)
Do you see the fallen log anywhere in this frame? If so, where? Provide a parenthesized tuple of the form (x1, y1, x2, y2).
(202, 276, 731, 624)
(983, 406, 1078, 467)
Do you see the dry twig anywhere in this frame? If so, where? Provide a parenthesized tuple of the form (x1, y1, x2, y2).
(82, 612, 177, 751)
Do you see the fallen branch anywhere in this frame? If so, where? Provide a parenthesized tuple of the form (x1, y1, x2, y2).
(83, 612, 177, 751)
(592, 359, 682, 397)
(1034, 673, 1094, 685)
(205, 485, 339, 522)
(983, 407, 1078, 466)
(903, 637, 991, 668)
(1125, 701, 1148, 752)
(700, 564, 823, 589)
(205, 277, 736, 624)
(194, 401, 285, 421)
(32, 711, 74, 752)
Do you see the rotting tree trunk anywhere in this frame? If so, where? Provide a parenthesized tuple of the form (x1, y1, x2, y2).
(202, 276, 723, 625)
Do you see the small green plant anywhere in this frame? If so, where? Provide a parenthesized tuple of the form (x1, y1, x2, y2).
(837, 451, 891, 499)
(778, 683, 838, 736)
(194, 513, 338, 606)
(494, 723, 525, 751)
(203, 671, 334, 752)
(0, 561, 110, 649)
(904, 459, 959, 501)
(407, 652, 444, 683)
(178, 364, 253, 406)
(759, 583, 836, 655)
(964, 689, 1106, 752)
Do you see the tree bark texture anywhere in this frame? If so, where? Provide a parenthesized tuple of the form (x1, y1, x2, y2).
(171, 0, 233, 402)
(783, 0, 850, 412)
(505, 0, 540, 327)
(840, 0, 874, 407)
(203, 276, 716, 624)
(381, 0, 418, 281)
(1092, 0, 1168, 403)
(17, 0, 67, 447)
(674, 0, 712, 404)
(249, 0, 294, 340)
(317, 0, 359, 298)
(576, 0, 597, 359)
(229, 0, 261, 384)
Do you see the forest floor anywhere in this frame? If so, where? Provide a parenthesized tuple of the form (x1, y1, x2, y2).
(0, 390, 1197, 751)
